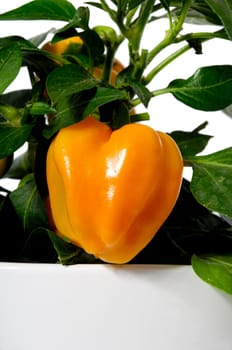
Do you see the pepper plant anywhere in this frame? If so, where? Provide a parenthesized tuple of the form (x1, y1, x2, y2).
(0, 0, 232, 294)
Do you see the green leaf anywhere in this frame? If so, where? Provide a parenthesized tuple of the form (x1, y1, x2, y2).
(29, 102, 56, 115)
(223, 104, 232, 118)
(43, 88, 97, 138)
(0, 45, 22, 94)
(0, 90, 32, 108)
(151, 1, 222, 25)
(22, 227, 57, 263)
(83, 86, 128, 117)
(0, 0, 76, 21)
(0, 125, 33, 158)
(186, 2, 222, 25)
(127, 0, 145, 11)
(169, 1, 223, 26)
(111, 101, 131, 129)
(0, 36, 35, 51)
(169, 122, 212, 158)
(9, 174, 48, 234)
(44, 86, 128, 137)
(130, 81, 153, 108)
(72, 6, 90, 30)
(189, 148, 232, 218)
(53, 8, 90, 37)
(168, 65, 232, 111)
(85, 2, 103, 11)
(79, 29, 105, 66)
(205, 0, 232, 40)
(46, 64, 98, 103)
(0, 36, 56, 78)
(48, 230, 100, 265)
(160, 0, 171, 11)
(192, 254, 232, 295)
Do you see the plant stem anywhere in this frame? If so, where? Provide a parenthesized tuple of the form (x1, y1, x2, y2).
(99, 0, 127, 37)
(144, 29, 227, 85)
(132, 87, 169, 107)
(101, 44, 116, 83)
(143, 44, 190, 85)
(99, 0, 116, 21)
(146, 0, 192, 66)
(125, 0, 155, 81)
(128, 0, 155, 53)
(175, 29, 228, 44)
(125, 6, 137, 27)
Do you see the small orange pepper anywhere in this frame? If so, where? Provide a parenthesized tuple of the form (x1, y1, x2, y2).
(42, 36, 123, 84)
(42, 36, 83, 58)
(46, 116, 183, 263)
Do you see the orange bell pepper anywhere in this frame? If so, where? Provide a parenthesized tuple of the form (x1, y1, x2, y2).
(46, 116, 183, 263)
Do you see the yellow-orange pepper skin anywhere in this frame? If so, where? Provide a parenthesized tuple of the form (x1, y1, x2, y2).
(46, 116, 183, 263)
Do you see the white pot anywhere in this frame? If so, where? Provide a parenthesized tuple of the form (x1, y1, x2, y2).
(0, 263, 232, 350)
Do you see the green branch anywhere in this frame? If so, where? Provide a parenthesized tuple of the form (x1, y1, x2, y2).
(143, 29, 227, 85)
(143, 44, 190, 85)
(146, 0, 192, 66)
(128, 0, 155, 52)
